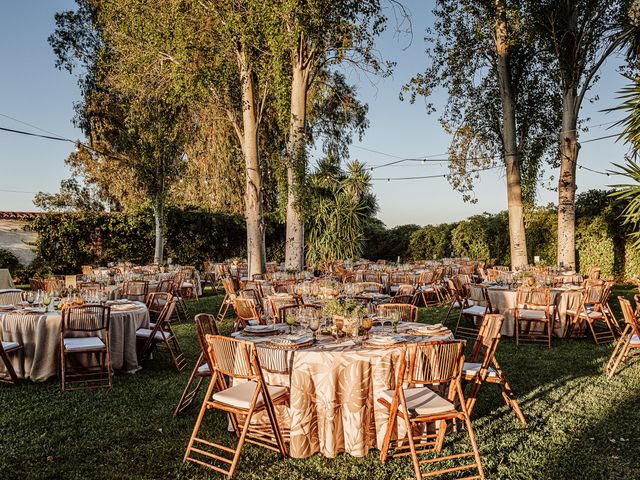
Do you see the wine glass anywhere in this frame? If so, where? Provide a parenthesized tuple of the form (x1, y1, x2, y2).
(361, 316, 373, 340)
(43, 294, 52, 312)
(333, 316, 344, 341)
(391, 311, 401, 334)
(285, 313, 297, 335)
(26, 291, 35, 307)
(309, 316, 320, 340)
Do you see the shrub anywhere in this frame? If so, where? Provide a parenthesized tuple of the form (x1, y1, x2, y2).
(0, 248, 21, 273)
(362, 220, 420, 261)
(450, 217, 491, 260)
(408, 223, 455, 260)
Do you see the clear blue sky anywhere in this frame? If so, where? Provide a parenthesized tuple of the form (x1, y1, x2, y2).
(0, 0, 631, 226)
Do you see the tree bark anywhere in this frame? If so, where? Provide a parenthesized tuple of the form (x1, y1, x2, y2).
(495, 0, 528, 269)
(557, 90, 579, 269)
(284, 62, 308, 272)
(152, 197, 164, 265)
(238, 50, 266, 277)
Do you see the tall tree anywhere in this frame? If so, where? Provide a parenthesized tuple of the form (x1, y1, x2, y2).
(404, 0, 560, 268)
(277, 0, 395, 271)
(535, 0, 628, 268)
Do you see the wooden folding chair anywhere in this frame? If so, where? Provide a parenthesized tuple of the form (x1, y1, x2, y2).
(267, 295, 298, 323)
(29, 277, 45, 292)
(456, 284, 491, 340)
(358, 282, 384, 293)
(178, 267, 199, 301)
(239, 289, 264, 316)
(379, 340, 485, 480)
(463, 314, 526, 424)
(145, 291, 172, 327)
(0, 337, 23, 384)
(567, 284, 617, 344)
(174, 313, 220, 415)
(377, 303, 419, 322)
(443, 277, 464, 325)
(217, 277, 237, 322)
(60, 305, 112, 391)
(122, 280, 149, 302)
(232, 297, 263, 330)
(606, 296, 640, 378)
(184, 335, 288, 477)
(136, 298, 187, 372)
(515, 286, 553, 347)
(416, 270, 445, 306)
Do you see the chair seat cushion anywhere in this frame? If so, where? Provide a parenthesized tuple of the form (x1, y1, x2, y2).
(462, 362, 499, 379)
(463, 305, 487, 317)
(517, 309, 548, 320)
(380, 386, 455, 416)
(1, 340, 19, 351)
(211, 380, 287, 410)
(63, 336, 105, 351)
(182, 282, 194, 288)
(136, 328, 172, 341)
(566, 309, 603, 319)
(197, 363, 210, 375)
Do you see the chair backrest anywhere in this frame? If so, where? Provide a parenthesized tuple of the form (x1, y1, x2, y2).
(44, 277, 65, 293)
(222, 277, 237, 296)
(362, 271, 382, 283)
(0, 289, 24, 305)
(78, 282, 105, 291)
(403, 340, 465, 386)
(146, 291, 172, 316)
(239, 289, 262, 311)
(195, 313, 219, 371)
(418, 270, 436, 285)
(516, 286, 550, 309)
(268, 296, 298, 322)
(618, 296, 640, 338)
(206, 334, 256, 379)
(470, 313, 503, 363)
(358, 282, 383, 293)
(122, 280, 149, 300)
(62, 304, 110, 334)
(233, 297, 261, 325)
(376, 303, 418, 322)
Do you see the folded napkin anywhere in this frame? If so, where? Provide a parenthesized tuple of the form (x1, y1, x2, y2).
(245, 324, 278, 333)
(367, 335, 404, 346)
(269, 335, 313, 346)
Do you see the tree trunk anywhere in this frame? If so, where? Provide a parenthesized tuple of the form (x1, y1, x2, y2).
(152, 197, 164, 265)
(238, 50, 266, 277)
(495, 0, 528, 269)
(284, 62, 308, 272)
(557, 90, 579, 269)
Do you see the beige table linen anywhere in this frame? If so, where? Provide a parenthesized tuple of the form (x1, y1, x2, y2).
(486, 287, 583, 337)
(0, 302, 149, 381)
(0, 269, 15, 289)
(233, 322, 453, 459)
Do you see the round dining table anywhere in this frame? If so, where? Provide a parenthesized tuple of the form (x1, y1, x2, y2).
(485, 285, 583, 337)
(0, 301, 149, 382)
(231, 322, 453, 459)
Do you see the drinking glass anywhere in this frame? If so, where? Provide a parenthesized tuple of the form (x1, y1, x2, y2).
(43, 294, 52, 312)
(26, 291, 35, 307)
(309, 316, 320, 340)
(391, 311, 401, 334)
(361, 316, 373, 340)
(285, 313, 297, 335)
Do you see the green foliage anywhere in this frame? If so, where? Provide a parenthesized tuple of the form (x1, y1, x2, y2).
(408, 223, 455, 261)
(525, 206, 557, 265)
(30, 208, 285, 274)
(0, 249, 21, 274)
(305, 157, 376, 268)
(450, 217, 491, 261)
(361, 220, 420, 262)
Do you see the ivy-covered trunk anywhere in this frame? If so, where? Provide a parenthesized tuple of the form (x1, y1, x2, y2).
(238, 50, 266, 277)
(495, 0, 528, 269)
(557, 90, 579, 269)
(284, 63, 308, 272)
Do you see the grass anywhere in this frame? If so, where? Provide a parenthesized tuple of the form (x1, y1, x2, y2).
(1, 285, 640, 479)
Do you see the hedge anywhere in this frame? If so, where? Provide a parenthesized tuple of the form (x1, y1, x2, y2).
(29, 207, 285, 275)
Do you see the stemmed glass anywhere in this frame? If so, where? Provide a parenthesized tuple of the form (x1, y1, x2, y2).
(309, 315, 320, 341)
(361, 316, 373, 340)
(391, 311, 401, 334)
(285, 313, 297, 335)
(26, 291, 35, 307)
(43, 294, 52, 312)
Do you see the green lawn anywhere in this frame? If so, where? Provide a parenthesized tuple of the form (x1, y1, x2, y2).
(1, 285, 639, 479)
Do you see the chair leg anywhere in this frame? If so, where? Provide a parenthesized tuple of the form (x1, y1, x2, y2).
(498, 380, 526, 424)
(434, 419, 447, 452)
(462, 410, 486, 479)
(607, 334, 632, 379)
(379, 404, 398, 464)
(0, 349, 20, 384)
(174, 354, 205, 416)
